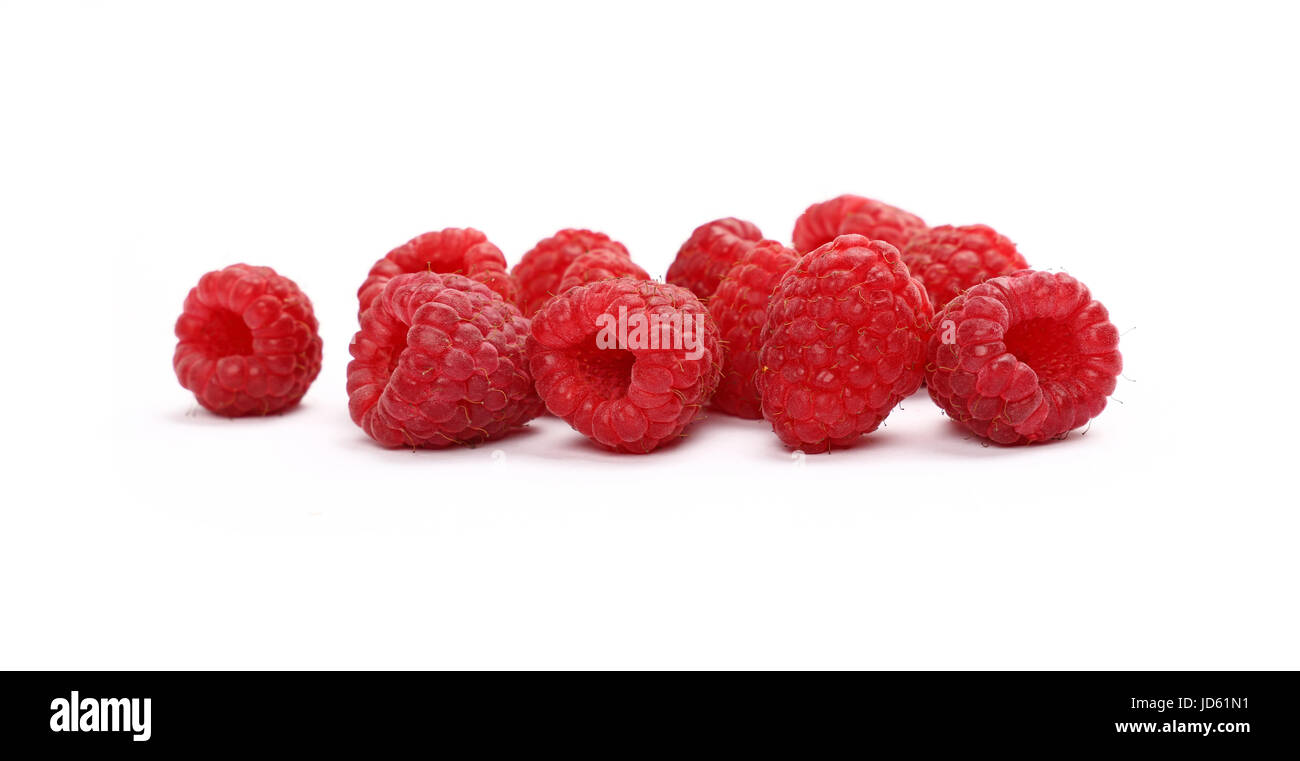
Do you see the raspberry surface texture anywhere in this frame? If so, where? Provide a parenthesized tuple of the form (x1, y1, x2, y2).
(759, 235, 933, 452)
(529, 279, 721, 453)
(666, 217, 763, 300)
(556, 248, 650, 294)
(512, 229, 630, 317)
(174, 264, 323, 416)
(792, 194, 926, 253)
(925, 270, 1121, 445)
(358, 228, 515, 317)
(708, 239, 800, 418)
(348, 272, 542, 448)
(901, 224, 1029, 310)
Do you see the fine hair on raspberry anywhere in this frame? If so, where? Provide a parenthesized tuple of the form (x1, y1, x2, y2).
(358, 228, 515, 317)
(925, 270, 1121, 445)
(759, 234, 933, 453)
(173, 263, 323, 417)
(708, 239, 800, 419)
(792, 194, 926, 253)
(528, 278, 721, 453)
(347, 272, 542, 448)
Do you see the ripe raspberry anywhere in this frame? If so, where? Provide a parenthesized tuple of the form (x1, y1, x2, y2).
(358, 228, 515, 317)
(792, 194, 926, 253)
(347, 272, 542, 448)
(925, 270, 1121, 445)
(666, 217, 763, 300)
(173, 264, 323, 416)
(512, 229, 630, 317)
(901, 224, 1029, 310)
(529, 279, 721, 454)
(707, 239, 800, 419)
(555, 248, 649, 294)
(758, 235, 933, 452)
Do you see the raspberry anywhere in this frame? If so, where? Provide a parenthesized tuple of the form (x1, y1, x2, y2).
(707, 239, 800, 418)
(512, 229, 630, 317)
(173, 264, 323, 416)
(529, 279, 721, 453)
(347, 272, 542, 448)
(358, 228, 515, 317)
(901, 224, 1029, 310)
(758, 235, 933, 452)
(925, 270, 1121, 445)
(555, 248, 649, 294)
(666, 217, 763, 300)
(792, 194, 926, 253)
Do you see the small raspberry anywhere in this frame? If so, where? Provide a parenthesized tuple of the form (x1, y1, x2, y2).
(707, 239, 800, 419)
(358, 228, 515, 317)
(555, 248, 649, 294)
(173, 264, 323, 416)
(512, 229, 630, 317)
(792, 194, 926, 253)
(666, 217, 763, 300)
(347, 272, 542, 448)
(901, 224, 1029, 310)
(758, 235, 933, 452)
(529, 279, 721, 453)
(925, 270, 1121, 445)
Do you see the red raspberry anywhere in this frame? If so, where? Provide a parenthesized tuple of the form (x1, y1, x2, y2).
(901, 224, 1029, 310)
(758, 235, 933, 452)
(512, 229, 630, 317)
(347, 272, 542, 448)
(529, 279, 721, 454)
(555, 248, 649, 294)
(666, 217, 763, 300)
(925, 270, 1121, 445)
(358, 228, 515, 317)
(173, 264, 323, 416)
(707, 239, 800, 419)
(792, 194, 926, 253)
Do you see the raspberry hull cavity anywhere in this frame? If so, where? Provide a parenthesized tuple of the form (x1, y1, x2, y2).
(666, 217, 763, 301)
(708, 239, 800, 418)
(792, 194, 926, 253)
(925, 270, 1122, 445)
(358, 228, 515, 317)
(347, 272, 542, 448)
(173, 264, 323, 416)
(528, 279, 722, 453)
(759, 235, 933, 452)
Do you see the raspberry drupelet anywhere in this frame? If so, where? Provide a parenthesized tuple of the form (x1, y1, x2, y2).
(358, 228, 515, 318)
(173, 264, 323, 416)
(925, 270, 1122, 445)
(666, 217, 764, 301)
(511, 229, 630, 317)
(901, 224, 1029, 311)
(348, 272, 542, 448)
(759, 235, 933, 452)
(707, 239, 801, 419)
(792, 194, 926, 253)
(528, 279, 721, 453)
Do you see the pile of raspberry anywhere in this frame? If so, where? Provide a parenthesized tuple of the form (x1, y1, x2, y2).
(172, 193, 1122, 454)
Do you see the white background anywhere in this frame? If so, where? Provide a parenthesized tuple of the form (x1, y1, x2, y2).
(2, 1, 1297, 669)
